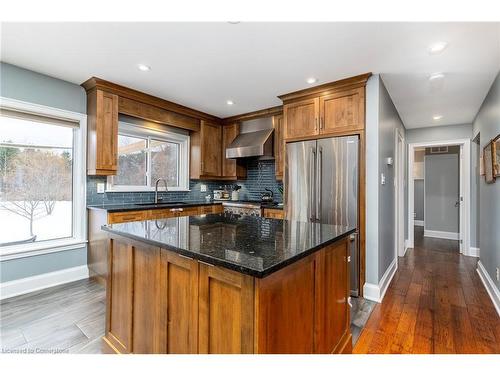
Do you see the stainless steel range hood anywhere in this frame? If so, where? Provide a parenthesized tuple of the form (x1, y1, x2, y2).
(225, 117, 274, 159)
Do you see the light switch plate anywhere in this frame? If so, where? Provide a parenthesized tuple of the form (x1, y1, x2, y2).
(97, 183, 105, 194)
(200, 184, 207, 192)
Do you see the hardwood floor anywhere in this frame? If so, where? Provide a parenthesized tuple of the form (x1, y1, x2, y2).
(353, 227, 500, 354)
(0, 279, 105, 354)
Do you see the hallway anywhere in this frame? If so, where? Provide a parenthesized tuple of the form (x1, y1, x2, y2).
(353, 227, 500, 354)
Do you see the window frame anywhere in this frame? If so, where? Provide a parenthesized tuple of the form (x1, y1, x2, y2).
(106, 122, 190, 192)
(0, 97, 87, 259)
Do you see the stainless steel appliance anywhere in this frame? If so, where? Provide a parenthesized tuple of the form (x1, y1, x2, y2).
(285, 135, 359, 296)
(222, 201, 262, 217)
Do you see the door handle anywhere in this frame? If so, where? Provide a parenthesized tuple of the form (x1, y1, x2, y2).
(316, 147, 322, 222)
(310, 148, 316, 222)
(454, 200, 460, 207)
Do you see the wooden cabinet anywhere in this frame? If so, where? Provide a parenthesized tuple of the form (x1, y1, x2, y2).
(104, 237, 134, 353)
(159, 250, 199, 353)
(283, 97, 319, 140)
(198, 263, 255, 354)
(132, 243, 161, 353)
(221, 123, 246, 180)
(314, 240, 351, 354)
(191, 120, 222, 179)
(273, 115, 284, 180)
(320, 87, 364, 134)
(104, 233, 351, 354)
(280, 74, 370, 141)
(255, 255, 316, 353)
(87, 89, 119, 175)
(262, 208, 284, 219)
(108, 210, 147, 224)
(88, 204, 223, 286)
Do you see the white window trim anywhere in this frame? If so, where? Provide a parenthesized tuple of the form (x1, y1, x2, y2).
(0, 97, 87, 260)
(106, 122, 190, 192)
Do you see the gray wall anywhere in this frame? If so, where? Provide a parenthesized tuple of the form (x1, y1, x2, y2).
(377, 77, 406, 280)
(407, 124, 473, 144)
(414, 180, 424, 221)
(364, 74, 407, 287)
(364, 75, 380, 286)
(425, 153, 460, 233)
(0, 62, 87, 283)
(473, 70, 500, 290)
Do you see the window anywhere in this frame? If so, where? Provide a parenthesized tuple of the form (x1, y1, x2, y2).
(0, 104, 85, 250)
(107, 122, 189, 191)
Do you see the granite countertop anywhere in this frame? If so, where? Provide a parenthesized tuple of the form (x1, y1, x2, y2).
(101, 214, 355, 278)
(87, 201, 222, 213)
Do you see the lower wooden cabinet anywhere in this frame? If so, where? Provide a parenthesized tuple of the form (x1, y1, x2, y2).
(88, 204, 223, 286)
(159, 250, 199, 354)
(262, 208, 284, 219)
(104, 235, 351, 354)
(198, 264, 254, 354)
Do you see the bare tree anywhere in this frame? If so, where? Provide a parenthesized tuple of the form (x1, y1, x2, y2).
(0, 149, 71, 239)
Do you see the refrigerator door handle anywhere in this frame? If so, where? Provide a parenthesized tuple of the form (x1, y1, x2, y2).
(309, 147, 316, 222)
(316, 146, 323, 222)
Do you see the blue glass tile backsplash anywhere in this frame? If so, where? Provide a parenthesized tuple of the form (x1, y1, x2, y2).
(87, 159, 283, 206)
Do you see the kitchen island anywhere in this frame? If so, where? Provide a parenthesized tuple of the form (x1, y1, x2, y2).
(101, 214, 355, 354)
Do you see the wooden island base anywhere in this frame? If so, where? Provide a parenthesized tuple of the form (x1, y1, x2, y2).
(104, 234, 351, 354)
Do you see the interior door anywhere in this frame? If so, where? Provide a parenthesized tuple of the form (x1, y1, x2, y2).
(285, 140, 317, 222)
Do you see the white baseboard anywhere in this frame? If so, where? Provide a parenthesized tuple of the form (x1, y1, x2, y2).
(476, 261, 500, 317)
(414, 220, 424, 227)
(0, 265, 89, 300)
(363, 258, 397, 303)
(404, 240, 410, 256)
(424, 229, 459, 240)
(466, 247, 480, 257)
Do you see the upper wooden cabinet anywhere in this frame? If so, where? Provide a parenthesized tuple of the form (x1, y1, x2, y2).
(86, 89, 119, 175)
(221, 123, 246, 180)
(280, 73, 371, 141)
(283, 97, 319, 139)
(191, 120, 222, 179)
(273, 114, 284, 180)
(320, 87, 364, 134)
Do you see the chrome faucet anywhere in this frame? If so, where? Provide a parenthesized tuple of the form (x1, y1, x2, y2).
(154, 178, 168, 204)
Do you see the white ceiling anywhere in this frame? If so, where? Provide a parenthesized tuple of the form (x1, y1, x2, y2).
(1, 22, 499, 128)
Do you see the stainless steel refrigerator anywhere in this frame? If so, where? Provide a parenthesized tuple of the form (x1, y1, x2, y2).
(285, 135, 360, 296)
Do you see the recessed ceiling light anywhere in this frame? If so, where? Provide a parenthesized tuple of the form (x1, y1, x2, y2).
(428, 42, 448, 54)
(433, 115, 443, 121)
(226, 100, 234, 106)
(306, 77, 318, 84)
(429, 72, 445, 81)
(228, 21, 241, 24)
(137, 64, 151, 72)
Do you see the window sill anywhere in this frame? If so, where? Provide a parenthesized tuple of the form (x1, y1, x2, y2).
(0, 238, 87, 262)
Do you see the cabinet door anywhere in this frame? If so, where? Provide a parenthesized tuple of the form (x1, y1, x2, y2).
(320, 88, 364, 134)
(283, 97, 319, 140)
(159, 250, 199, 354)
(105, 238, 134, 353)
(222, 123, 238, 178)
(254, 255, 316, 353)
(96, 90, 119, 172)
(314, 239, 350, 354)
(198, 264, 254, 354)
(273, 115, 284, 180)
(132, 243, 161, 353)
(200, 121, 222, 177)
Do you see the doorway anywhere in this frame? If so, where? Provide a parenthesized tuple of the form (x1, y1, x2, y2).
(394, 129, 405, 258)
(408, 139, 471, 254)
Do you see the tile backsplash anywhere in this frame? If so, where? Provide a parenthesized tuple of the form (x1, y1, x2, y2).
(87, 159, 283, 206)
